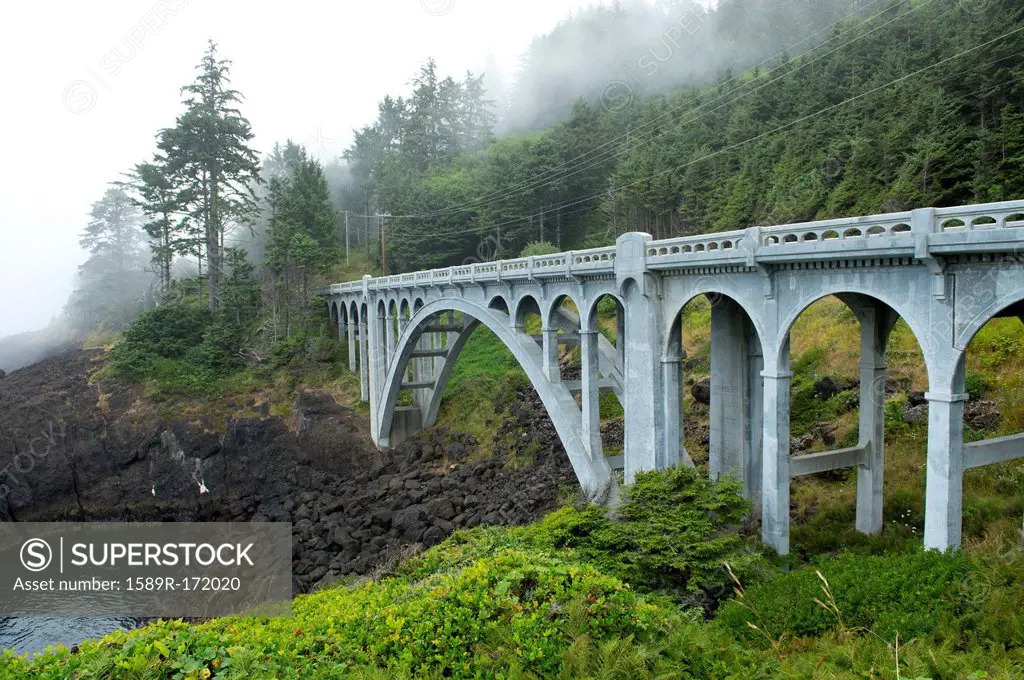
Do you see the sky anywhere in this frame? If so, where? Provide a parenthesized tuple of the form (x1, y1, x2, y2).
(0, 0, 599, 338)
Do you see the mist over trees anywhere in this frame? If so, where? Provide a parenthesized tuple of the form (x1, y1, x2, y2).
(5, 0, 1024, 375)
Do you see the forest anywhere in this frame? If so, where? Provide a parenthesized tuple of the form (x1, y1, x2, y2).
(55, 0, 1024, 369)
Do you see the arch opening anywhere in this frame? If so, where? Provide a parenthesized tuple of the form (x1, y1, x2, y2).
(376, 298, 612, 499)
(664, 291, 765, 498)
(777, 293, 928, 556)
(953, 300, 1024, 545)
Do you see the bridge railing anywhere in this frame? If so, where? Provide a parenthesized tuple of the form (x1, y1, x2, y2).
(316, 199, 1024, 297)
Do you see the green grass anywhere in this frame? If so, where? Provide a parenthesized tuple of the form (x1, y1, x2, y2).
(6, 469, 1024, 679)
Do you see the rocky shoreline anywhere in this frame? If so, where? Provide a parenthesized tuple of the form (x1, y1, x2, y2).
(0, 350, 577, 593)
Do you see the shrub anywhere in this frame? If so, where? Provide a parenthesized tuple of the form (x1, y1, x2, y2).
(717, 549, 970, 642)
(965, 372, 989, 401)
(520, 241, 560, 257)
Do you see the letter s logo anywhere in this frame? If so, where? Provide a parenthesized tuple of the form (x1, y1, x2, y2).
(20, 539, 52, 572)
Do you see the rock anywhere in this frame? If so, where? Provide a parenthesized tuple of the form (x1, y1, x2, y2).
(691, 379, 711, 405)
(814, 376, 841, 400)
(790, 433, 814, 453)
(907, 390, 927, 406)
(0, 369, 5, 379)
(902, 403, 928, 425)
(885, 371, 912, 396)
(422, 525, 447, 547)
(965, 400, 1001, 430)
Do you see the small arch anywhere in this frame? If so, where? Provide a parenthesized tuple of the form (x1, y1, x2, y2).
(488, 295, 511, 315)
(1004, 213, 1024, 227)
(708, 242, 719, 251)
(971, 216, 997, 229)
(802, 232, 818, 241)
(783, 234, 798, 243)
(822, 229, 840, 240)
(765, 235, 780, 246)
(843, 228, 862, 238)
(670, 246, 680, 254)
(890, 223, 911, 234)
(514, 294, 543, 330)
(722, 240, 733, 249)
(941, 218, 966, 231)
(682, 245, 693, 253)
(866, 225, 886, 236)
(694, 243, 706, 252)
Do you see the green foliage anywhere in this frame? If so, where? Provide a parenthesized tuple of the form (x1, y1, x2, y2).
(520, 241, 561, 257)
(109, 304, 252, 396)
(965, 372, 990, 401)
(717, 549, 971, 642)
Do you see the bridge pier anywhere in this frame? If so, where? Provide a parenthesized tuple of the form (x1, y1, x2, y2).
(622, 280, 664, 482)
(854, 300, 897, 536)
(924, 356, 967, 551)
(761, 337, 792, 555)
(357, 318, 369, 403)
(709, 298, 762, 492)
(579, 327, 603, 460)
(346, 320, 356, 373)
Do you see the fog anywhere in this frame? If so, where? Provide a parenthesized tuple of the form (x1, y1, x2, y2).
(0, 0, 600, 344)
(0, 0, 862, 370)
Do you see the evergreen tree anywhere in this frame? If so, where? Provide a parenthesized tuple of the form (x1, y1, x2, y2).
(159, 40, 261, 311)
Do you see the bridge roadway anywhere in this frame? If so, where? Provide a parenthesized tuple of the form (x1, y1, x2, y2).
(317, 200, 1024, 555)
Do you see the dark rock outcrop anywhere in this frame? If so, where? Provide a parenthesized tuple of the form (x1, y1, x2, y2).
(0, 350, 577, 592)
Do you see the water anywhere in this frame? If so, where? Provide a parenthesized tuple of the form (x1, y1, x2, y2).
(0, 617, 143, 656)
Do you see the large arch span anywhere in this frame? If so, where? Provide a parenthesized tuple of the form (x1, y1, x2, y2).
(373, 297, 613, 500)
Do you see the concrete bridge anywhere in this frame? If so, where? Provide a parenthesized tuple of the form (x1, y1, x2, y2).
(318, 200, 1024, 555)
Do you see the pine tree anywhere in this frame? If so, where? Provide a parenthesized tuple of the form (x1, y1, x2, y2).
(159, 40, 261, 311)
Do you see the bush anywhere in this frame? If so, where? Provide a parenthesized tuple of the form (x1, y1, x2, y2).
(965, 372, 989, 401)
(520, 241, 561, 257)
(4, 549, 697, 680)
(717, 549, 970, 642)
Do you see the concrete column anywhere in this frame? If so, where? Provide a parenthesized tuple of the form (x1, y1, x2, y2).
(580, 328, 602, 460)
(660, 356, 683, 470)
(855, 303, 890, 535)
(622, 284, 663, 482)
(746, 319, 764, 504)
(761, 336, 792, 555)
(710, 298, 749, 483)
(615, 305, 626, 368)
(924, 362, 967, 551)
(346, 321, 357, 373)
(357, 321, 369, 403)
(542, 327, 561, 383)
(385, 309, 396, 362)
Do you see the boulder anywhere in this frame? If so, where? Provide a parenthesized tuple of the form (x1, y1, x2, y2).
(690, 379, 711, 405)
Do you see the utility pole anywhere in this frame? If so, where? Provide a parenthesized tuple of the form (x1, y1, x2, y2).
(344, 210, 350, 266)
(379, 212, 391, 275)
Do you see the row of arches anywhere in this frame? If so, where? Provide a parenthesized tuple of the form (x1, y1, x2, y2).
(327, 274, 1024, 556)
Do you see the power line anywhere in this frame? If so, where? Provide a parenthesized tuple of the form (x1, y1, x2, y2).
(386, 34, 1024, 248)
(378, 0, 926, 221)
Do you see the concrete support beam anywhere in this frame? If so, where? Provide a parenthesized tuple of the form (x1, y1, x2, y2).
(710, 298, 749, 483)
(660, 354, 684, 470)
(746, 322, 764, 504)
(855, 302, 893, 536)
(964, 432, 1024, 469)
(622, 282, 663, 482)
(346, 322, 357, 373)
(790, 445, 866, 477)
(924, 386, 967, 551)
(580, 329, 603, 460)
(761, 337, 792, 555)
(564, 379, 617, 394)
(385, 311, 396, 362)
(357, 322, 369, 403)
(542, 328, 561, 383)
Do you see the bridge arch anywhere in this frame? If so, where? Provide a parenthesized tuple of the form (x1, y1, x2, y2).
(777, 287, 935, 381)
(374, 297, 612, 499)
(487, 295, 511, 314)
(513, 294, 543, 329)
